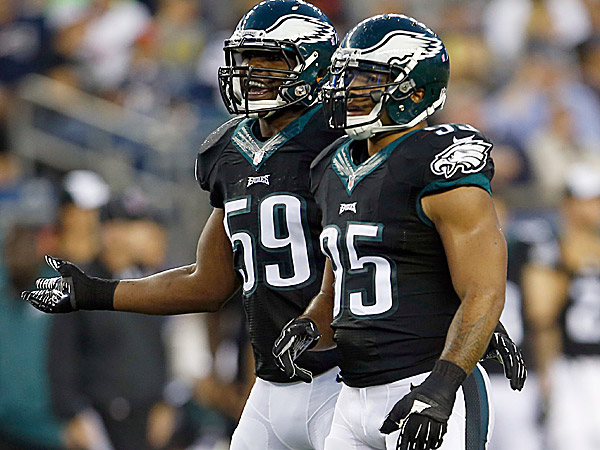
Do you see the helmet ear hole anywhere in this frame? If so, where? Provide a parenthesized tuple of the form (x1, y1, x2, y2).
(317, 66, 328, 79)
(410, 88, 425, 103)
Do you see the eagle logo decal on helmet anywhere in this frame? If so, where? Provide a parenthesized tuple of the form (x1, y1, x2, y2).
(219, 1, 338, 116)
(361, 29, 444, 64)
(430, 135, 492, 178)
(232, 14, 336, 44)
(263, 14, 337, 44)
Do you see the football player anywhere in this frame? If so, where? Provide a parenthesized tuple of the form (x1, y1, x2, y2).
(273, 14, 523, 450)
(23, 4, 523, 449)
(23, 1, 343, 449)
(524, 164, 600, 450)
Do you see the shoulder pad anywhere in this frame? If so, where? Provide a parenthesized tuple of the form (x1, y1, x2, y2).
(294, 105, 344, 152)
(198, 116, 243, 155)
(420, 123, 490, 150)
(196, 116, 243, 190)
(310, 135, 350, 195)
(311, 135, 349, 171)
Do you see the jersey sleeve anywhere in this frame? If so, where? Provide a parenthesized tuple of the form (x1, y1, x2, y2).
(195, 117, 242, 208)
(415, 124, 495, 226)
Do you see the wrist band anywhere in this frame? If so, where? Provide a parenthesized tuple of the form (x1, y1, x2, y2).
(78, 278, 119, 310)
(431, 359, 467, 392)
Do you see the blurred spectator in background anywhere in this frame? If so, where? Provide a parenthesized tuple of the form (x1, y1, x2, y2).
(123, 0, 206, 111)
(0, 0, 599, 447)
(577, 35, 600, 98)
(0, 0, 55, 125)
(525, 91, 600, 206)
(481, 196, 545, 450)
(0, 126, 23, 231)
(483, 0, 592, 67)
(54, 170, 108, 266)
(0, 126, 56, 236)
(436, 81, 529, 188)
(484, 48, 600, 206)
(524, 164, 600, 450)
(161, 309, 244, 449)
(46, 0, 152, 97)
(195, 296, 253, 412)
(158, 282, 255, 448)
(0, 222, 65, 450)
(47, 171, 176, 450)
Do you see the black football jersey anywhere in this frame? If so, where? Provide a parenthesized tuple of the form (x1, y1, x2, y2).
(560, 268, 600, 356)
(529, 229, 600, 357)
(196, 105, 342, 382)
(311, 123, 495, 387)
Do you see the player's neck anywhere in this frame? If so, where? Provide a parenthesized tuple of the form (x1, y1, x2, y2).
(367, 122, 426, 157)
(257, 106, 306, 139)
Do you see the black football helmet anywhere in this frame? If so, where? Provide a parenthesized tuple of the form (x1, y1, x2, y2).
(218, 0, 338, 117)
(323, 14, 449, 139)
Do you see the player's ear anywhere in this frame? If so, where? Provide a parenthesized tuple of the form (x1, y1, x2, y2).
(410, 88, 425, 103)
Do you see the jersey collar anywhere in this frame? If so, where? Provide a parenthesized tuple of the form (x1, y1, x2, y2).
(332, 129, 420, 195)
(231, 105, 321, 170)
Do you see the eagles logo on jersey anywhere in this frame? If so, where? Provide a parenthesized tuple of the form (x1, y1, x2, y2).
(430, 134, 493, 178)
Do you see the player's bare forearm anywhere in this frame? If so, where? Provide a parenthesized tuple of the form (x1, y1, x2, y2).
(441, 292, 504, 373)
(423, 186, 507, 374)
(300, 259, 336, 350)
(114, 266, 237, 314)
(114, 208, 240, 314)
(301, 291, 335, 350)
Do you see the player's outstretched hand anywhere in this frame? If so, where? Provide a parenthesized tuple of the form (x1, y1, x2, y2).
(380, 360, 466, 450)
(272, 317, 321, 383)
(21, 255, 117, 313)
(481, 321, 527, 391)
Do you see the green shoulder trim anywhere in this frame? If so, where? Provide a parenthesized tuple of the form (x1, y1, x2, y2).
(416, 173, 492, 227)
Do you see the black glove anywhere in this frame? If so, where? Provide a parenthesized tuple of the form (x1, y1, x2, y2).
(380, 360, 467, 450)
(481, 321, 527, 391)
(272, 317, 321, 383)
(21, 255, 118, 313)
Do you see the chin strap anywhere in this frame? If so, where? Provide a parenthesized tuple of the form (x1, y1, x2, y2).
(345, 119, 382, 140)
(344, 99, 384, 140)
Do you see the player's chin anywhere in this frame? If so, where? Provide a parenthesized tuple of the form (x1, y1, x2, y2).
(247, 89, 278, 101)
(347, 103, 374, 116)
(347, 109, 371, 117)
(248, 95, 273, 102)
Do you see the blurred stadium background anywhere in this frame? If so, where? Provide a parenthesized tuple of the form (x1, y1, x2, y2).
(1, 0, 599, 449)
